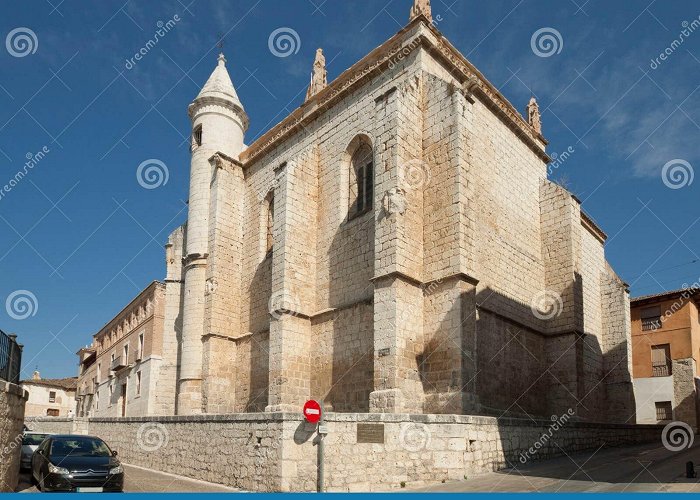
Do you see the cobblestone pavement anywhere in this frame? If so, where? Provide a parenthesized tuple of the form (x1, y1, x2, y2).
(17, 464, 237, 493)
(415, 440, 700, 493)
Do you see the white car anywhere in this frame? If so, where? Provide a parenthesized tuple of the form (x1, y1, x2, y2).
(20, 432, 50, 470)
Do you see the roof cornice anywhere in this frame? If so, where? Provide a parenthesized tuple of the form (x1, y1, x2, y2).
(241, 16, 549, 165)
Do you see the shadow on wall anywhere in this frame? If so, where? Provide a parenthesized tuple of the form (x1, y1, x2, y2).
(322, 207, 375, 413)
(415, 280, 636, 422)
(245, 255, 272, 412)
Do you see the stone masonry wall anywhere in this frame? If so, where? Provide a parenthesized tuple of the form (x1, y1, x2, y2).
(23, 416, 75, 434)
(673, 357, 698, 429)
(0, 382, 28, 492)
(68, 412, 662, 492)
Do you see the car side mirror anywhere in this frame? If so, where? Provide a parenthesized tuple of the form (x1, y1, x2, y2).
(112, 450, 118, 456)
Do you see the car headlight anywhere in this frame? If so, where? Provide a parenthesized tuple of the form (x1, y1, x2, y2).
(48, 463, 70, 475)
(109, 465, 123, 475)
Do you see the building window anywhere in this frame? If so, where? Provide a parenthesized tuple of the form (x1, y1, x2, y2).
(136, 371, 142, 395)
(655, 401, 673, 421)
(95, 390, 99, 411)
(47, 409, 59, 417)
(641, 306, 662, 331)
(138, 333, 144, 361)
(193, 125, 203, 148)
(49, 391, 56, 403)
(123, 344, 129, 365)
(651, 344, 672, 377)
(349, 143, 373, 218)
(266, 195, 274, 255)
(97, 363, 101, 383)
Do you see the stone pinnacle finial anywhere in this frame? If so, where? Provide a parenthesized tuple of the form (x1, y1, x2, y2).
(305, 48, 328, 101)
(217, 53, 226, 66)
(410, 0, 432, 22)
(527, 96, 542, 135)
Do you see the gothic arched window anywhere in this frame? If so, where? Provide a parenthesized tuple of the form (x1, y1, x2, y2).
(349, 143, 373, 218)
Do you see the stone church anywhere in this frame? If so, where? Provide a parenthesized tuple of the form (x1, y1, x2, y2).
(149, 0, 635, 422)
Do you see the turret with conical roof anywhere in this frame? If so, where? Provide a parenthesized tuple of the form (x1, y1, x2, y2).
(178, 53, 248, 415)
(188, 53, 249, 157)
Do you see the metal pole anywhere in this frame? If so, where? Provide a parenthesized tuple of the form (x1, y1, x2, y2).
(317, 402, 325, 493)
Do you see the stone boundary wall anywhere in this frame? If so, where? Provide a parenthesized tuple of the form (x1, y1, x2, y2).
(24, 416, 75, 435)
(1, 381, 28, 492)
(29, 412, 664, 492)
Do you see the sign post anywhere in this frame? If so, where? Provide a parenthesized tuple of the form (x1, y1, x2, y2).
(303, 400, 324, 492)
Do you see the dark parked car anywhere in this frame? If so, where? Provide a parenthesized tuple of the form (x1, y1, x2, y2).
(21, 432, 51, 470)
(31, 435, 124, 492)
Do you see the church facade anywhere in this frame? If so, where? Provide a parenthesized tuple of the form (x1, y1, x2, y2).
(86, 1, 636, 423)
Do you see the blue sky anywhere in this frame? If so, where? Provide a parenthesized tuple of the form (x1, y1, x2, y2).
(1, 0, 698, 379)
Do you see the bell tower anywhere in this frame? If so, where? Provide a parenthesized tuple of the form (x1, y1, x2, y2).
(177, 53, 248, 415)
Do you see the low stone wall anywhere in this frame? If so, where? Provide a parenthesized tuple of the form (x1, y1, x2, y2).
(24, 416, 75, 435)
(78, 412, 663, 492)
(88, 414, 286, 491)
(0, 381, 28, 492)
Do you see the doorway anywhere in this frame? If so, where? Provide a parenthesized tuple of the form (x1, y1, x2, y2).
(121, 383, 127, 417)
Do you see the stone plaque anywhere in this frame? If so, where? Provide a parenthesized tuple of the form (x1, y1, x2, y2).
(357, 423, 385, 444)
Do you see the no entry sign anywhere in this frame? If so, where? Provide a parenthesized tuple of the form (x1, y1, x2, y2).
(303, 399, 322, 423)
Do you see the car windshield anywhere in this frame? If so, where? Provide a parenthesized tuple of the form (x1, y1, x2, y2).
(22, 434, 49, 446)
(50, 437, 112, 458)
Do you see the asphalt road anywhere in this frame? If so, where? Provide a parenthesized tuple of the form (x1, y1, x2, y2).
(16, 464, 237, 493)
(414, 440, 700, 492)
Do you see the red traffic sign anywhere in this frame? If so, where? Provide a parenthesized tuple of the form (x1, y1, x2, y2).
(303, 400, 322, 423)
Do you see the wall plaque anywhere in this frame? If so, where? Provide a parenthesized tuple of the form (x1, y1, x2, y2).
(357, 423, 385, 444)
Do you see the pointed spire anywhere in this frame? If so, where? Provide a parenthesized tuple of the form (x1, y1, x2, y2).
(410, 0, 432, 22)
(526, 96, 542, 135)
(305, 48, 328, 101)
(194, 52, 244, 111)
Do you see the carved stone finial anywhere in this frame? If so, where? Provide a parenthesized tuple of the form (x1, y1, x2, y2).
(305, 48, 328, 101)
(410, 0, 432, 22)
(527, 96, 542, 135)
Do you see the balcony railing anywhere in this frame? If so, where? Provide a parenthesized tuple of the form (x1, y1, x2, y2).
(652, 363, 672, 377)
(111, 356, 127, 371)
(0, 329, 22, 385)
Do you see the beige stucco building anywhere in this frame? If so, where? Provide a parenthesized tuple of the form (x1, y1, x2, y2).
(78, 1, 635, 423)
(21, 372, 76, 418)
(76, 281, 179, 417)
